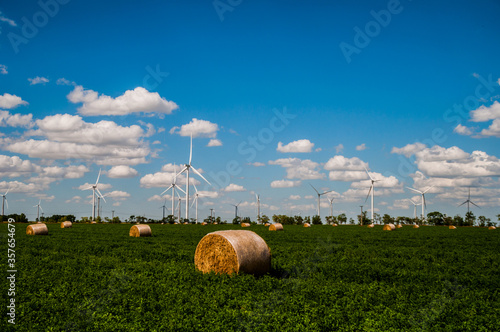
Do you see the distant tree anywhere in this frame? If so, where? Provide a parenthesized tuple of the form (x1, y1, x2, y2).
(304, 216, 311, 225)
(242, 217, 251, 224)
(129, 215, 136, 223)
(427, 211, 444, 226)
(312, 215, 321, 225)
(216, 216, 222, 224)
(478, 216, 490, 227)
(337, 213, 347, 225)
(260, 215, 270, 224)
(349, 217, 355, 225)
(373, 213, 381, 224)
(111, 216, 121, 223)
(294, 215, 303, 225)
(453, 214, 464, 226)
(465, 211, 476, 226)
(497, 214, 500, 222)
(382, 214, 394, 224)
(325, 216, 333, 225)
(357, 211, 367, 225)
(232, 217, 240, 224)
(395, 216, 406, 225)
(443, 215, 453, 226)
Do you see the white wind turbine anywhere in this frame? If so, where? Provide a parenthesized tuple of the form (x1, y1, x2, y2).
(327, 197, 335, 218)
(191, 183, 205, 224)
(408, 198, 421, 219)
(1, 187, 11, 216)
(406, 186, 434, 220)
(310, 184, 334, 217)
(231, 201, 242, 220)
(364, 166, 379, 223)
(458, 187, 480, 214)
(34, 199, 43, 221)
(160, 164, 186, 220)
(256, 194, 261, 224)
(97, 192, 109, 219)
(176, 134, 211, 221)
(85, 169, 106, 221)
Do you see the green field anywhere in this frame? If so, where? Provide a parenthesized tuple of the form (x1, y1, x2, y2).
(1, 223, 499, 331)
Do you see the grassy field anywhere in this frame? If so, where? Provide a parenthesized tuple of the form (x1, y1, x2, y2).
(1, 223, 499, 331)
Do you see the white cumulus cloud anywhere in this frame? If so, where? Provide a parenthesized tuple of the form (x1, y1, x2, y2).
(224, 183, 245, 192)
(28, 77, 49, 85)
(270, 180, 301, 188)
(170, 118, 219, 138)
(277, 139, 314, 153)
(107, 165, 138, 178)
(0, 93, 28, 109)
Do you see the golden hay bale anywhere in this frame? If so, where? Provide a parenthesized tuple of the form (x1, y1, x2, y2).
(61, 221, 72, 228)
(413, 225, 420, 229)
(27, 224, 48, 235)
(367, 224, 375, 228)
(264, 223, 270, 227)
(201, 222, 207, 225)
(37, 221, 43, 224)
(303, 223, 311, 228)
(269, 223, 283, 231)
(194, 230, 271, 275)
(383, 224, 396, 231)
(90, 221, 97, 224)
(488, 226, 496, 230)
(331, 223, 338, 227)
(213, 222, 218, 225)
(183, 222, 189, 225)
(396, 224, 403, 229)
(129, 224, 152, 237)
(241, 223, 251, 227)
(449, 225, 457, 230)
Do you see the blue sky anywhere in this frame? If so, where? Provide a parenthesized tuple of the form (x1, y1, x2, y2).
(1, 0, 500, 222)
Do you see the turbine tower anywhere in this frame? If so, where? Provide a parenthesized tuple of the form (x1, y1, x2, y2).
(160, 164, 186, 220)
(327, 197, 334, 218)
(408, 198, 421, 219)
(85, 169, 106, 221)
(364, 167, 379, 223)
(33, 199, 43, 221)
(310, 184, 334, 217)
(176, 134, 211, 221)
(191, 184, 203, 223)
(1, 187, 10, 216)
(407, 186, 433, 219)
(160, 199, 167, 221)
(97, 193, 108, 219)
(458, 187, 480, 214)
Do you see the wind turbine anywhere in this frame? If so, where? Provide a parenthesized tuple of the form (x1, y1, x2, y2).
(256, 194, 261, 223)
(85, 169, 106, 221)
(407, 186, 433, 219)
(97, 192, 108, 219)
(33, 200, 43, 221)
(191, 183, 204, 224)
(160, 164, 186, 220)
(458, 187, 480, 214)
(408, 198, 421, 219)
(364, 167, 379, 223)
(310, 184, 334, 217)
(230, 201, 242, 220)
(327, 197, 335, 218)
(160, 199, 167, 221)
(1, 187, 11, 216)
(176, 134, 211, 221)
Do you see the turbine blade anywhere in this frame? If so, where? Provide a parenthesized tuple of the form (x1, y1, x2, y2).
(175, 166, 188, 179)
(160, 184, 174, 196)
(321, 189, 334, 195)
(237, 200, 242, 207)
(365, 186, 372, 203)
(364, 166, 374, 181)
(4, 198, 8, 209)
(309, 184, 319, 194)
(189, 133, 193, 165)
(191, 166, 211, 186)
(96, 189, 106, 203)
(39, 205, 43, 212)
(4, 187, 10, 195)
(193, 183, 198, 193)
(406, 186, 422, 194)
(176, 186, 186, 195)
(422, 186, 434, 194)
(191, 196, 197, 208)
(95, 168, 101, 185)
(470, 201, 480, 208)
(458, 200, 468, 207)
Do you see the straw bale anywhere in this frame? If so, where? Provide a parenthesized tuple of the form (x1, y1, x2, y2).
(449, 225, 457, 229)
(383, 224, 396, 231)
(367, 224, 375, 228)
(241, 223, 251, 227)
(264, 223, 270, 227)
(413, 225, 419, 229)
(90, 221, 97, 224)
(201, 222, 207, 225)
(213, 222, 218, 225)
(194, 230, 271, 275)
(183, 222, 189, 225)
(331, 223, 338, 227)
(27, 224, 48, 235)
(129, 224, 152, 237)
(303, 223, 311, 227)
(269, 223, 283, 231)
(488, 226, 496, 230)
(396, 224, 403, 229)
(61, 221, 72, 228)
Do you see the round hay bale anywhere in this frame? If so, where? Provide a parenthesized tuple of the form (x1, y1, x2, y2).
(396, 224, 403, 229)
(194, 230, 271, 275)
(367, 224, 375, 228)
(488, 226, 496, 230)
(331, 223, 338, 227)
(201, 222, 207, 225)
(303, 223, 311, 228)
(183, 222, 189, 225)
(241, 223, 251, 228)
(449, 225, 457, 230)
(37, 221, 43, 224)
(61, 221, 72, 228)
(129, 224, 152, 237)
(264, 223, 270, 227)
(269, 223, 283, 231)
(90, 221, 97, 224)
(413, 225, 420, 229)
(383, 224, 395, 231)
(27, 224, 48, 235)
(213, 222, 218, 225)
